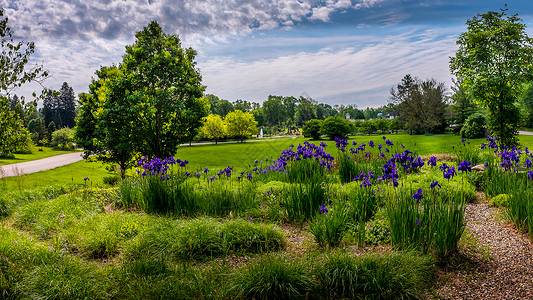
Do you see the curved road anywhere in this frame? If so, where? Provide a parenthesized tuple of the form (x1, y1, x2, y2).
(0, 152, 85, 178)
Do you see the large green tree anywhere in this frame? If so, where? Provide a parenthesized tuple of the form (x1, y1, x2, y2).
(450, 7, 533, 146)
(449, 78, 480, 132)
(519, 82, 533, 128)
(75, 21, 208, 176)
(0, 8, 48, 156)
(390, 75, 447, 134)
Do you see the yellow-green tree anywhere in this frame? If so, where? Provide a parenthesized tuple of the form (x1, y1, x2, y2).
(201, 114, 227, 144)
(225, 110, 258, 143)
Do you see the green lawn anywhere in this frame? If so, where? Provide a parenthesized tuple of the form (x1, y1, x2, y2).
(3, 133, 533, 190)
(0, 147, 81, 166)
(175, 133, 505, 170)
(0, 160, 114, 191)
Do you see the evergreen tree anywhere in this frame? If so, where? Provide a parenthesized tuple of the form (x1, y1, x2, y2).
(42, 90, 59, 127)
(58, 82, 76, 128)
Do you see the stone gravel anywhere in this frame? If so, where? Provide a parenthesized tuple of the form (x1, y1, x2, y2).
(435, 194, 533, 299)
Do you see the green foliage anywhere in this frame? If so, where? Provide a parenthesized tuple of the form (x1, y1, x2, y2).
(302, 119, 322, 139)
(51, 127, 74, 149)
(320, 115, 353, 140)
(13, 189, 105, 239)
(309, 203, 348, 248)
(460, 112, 486, 139)
(285, 159, 325, 184)
(316, 251, 435, 300)
(102, 175, 120, 186)
(199, 113, 227, 143)
(386, 188, 466, 259)
(337, 153, 358, 184)
(363, 213, 391, 245)
(450, 7, 533, 146)
(284, 181, 327, 222)
(224, 109, 258, 142)
(450, 78, 480, 132)
(229, 255, 314, 300)
(390, 75, 448, 134)
(75, 21, 208, 176)
(0, 97, 33, 156)
(489, 193, 510, 208)
(519, 82, 533, 128)
(125, 217, 284, 261)
(343, 185, 379, 246)
(119, 175, 258, 217)
(453, 139, 484, 166)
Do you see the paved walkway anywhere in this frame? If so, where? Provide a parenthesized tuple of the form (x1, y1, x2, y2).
(519, 131, 533, 136)
(0, 152, 85, 178)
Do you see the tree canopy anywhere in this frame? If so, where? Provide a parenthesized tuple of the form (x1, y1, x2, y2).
(75, 21, 208, 176)
(0, 8, 48, 156)
(200, 114, 227, 144)
(389, 75, 447, 134)
(225, 110, 258, 143)
(450, 7, 533, 146)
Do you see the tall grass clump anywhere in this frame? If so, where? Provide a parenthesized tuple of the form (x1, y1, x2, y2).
(229, 254, 314, 300)
(315, 251, 435, 300)
(453, 138, 483, 165)
(343, 185, 379, 246)
(286, 159, 324, 184)
(17, 257, 111, 299)
(13, 190, 104, 239)
(194, 180, 257, 216)
(309, 203, 348, 247)
(123, 217, 284, 262)
(0, 226, 57, 298)
(386, 186, 465, 259)
(337, 152, 358, 184)
(284, 180, 327, 223)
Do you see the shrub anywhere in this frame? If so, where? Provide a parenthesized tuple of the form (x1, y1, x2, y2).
(320, 116, 353, 140)
(460, 113, 486, 139)
(51, 127, 75, 149)
(302, 119, 323, 139)
(102, 175, 120, 186)
(489, 193, 510, 207)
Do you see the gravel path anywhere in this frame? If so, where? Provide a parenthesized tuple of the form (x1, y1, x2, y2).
(436, 195, 533, 299)
(0, 152, 85, 177)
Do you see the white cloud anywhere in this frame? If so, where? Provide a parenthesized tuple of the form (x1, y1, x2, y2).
(199, 27, 458, 106)
(3, 0, 385, 41)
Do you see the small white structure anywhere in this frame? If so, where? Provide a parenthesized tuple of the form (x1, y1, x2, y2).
(346, 113, 350, 120)
(260, 128, 263, 138)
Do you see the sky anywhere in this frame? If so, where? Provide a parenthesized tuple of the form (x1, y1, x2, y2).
(3, 0, 533, 108)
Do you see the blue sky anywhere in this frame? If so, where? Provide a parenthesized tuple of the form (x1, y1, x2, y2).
(4, 0, 533, 107)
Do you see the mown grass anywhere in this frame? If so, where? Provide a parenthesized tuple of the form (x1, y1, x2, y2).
(0, 160, 114, 191)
